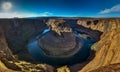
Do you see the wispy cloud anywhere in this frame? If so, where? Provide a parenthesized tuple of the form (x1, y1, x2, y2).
(99, 4, 120, 14)
(0, 12, 53, 18)
(39, 12, 53, 16)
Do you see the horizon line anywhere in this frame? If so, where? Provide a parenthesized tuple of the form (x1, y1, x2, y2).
(0, 16, 120, 19)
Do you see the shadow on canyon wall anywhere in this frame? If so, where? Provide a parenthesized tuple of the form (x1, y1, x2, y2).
(1, 18, 119, 72)
(1, 18, 102, 67)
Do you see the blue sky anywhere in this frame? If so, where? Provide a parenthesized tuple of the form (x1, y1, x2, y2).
(0, 0, 120, 18)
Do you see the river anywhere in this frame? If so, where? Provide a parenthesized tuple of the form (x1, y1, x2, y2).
(27, 29, 94, 66)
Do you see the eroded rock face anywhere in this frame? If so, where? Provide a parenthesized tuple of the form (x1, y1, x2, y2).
(46, 19, 72, 36)
(1, 19, 47, 61)
(0, 24, 21, 72)
(0, 25, 13, 60)
(78, 18, 120, 72)
(39, 31, 82, 58)
(90, 63, 120, 72)
(39, 19, 82, 58)
(0, 18, 120, 72)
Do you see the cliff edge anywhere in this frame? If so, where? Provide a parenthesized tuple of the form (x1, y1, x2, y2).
(78, 18, 120, 72)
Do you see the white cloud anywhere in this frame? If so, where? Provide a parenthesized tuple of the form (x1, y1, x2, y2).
(0, 12, 53, 18)
(99, 4, 120, 14)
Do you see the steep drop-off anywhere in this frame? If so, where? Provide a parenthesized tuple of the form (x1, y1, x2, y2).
(0, 24, 13, 60)
(77, 18, 120, 72)
(1, 19, 47, 61)
(0, 25, 15, 72)
(0, 18, 120, 72)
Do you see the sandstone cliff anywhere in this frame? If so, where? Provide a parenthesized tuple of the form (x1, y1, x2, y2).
(0, 61, 15, 72)
(0, 18, 120, 72)
(90, 63, 120, 72)
(77, 18, 120, 72)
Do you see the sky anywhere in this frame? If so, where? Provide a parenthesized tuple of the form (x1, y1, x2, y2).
(0, 0, 120, 18)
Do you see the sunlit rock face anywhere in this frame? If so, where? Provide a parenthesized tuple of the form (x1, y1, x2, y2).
(39, 19, 83, 58)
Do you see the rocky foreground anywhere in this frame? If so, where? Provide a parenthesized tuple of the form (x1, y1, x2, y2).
(0, 18, 120, 72)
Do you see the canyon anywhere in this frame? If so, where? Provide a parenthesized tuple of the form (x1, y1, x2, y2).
(0, 18, 120, 72)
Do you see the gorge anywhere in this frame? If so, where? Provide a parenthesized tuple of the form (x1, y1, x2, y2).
(0, 18, 120, 72)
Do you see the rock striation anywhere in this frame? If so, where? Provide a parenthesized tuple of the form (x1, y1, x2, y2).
(90, 63, 120, 72)
(0, 25, 13, 60)
(39, 19, 83, 58)
(78, 18, 120, 72)
(0, 18, 120, 72)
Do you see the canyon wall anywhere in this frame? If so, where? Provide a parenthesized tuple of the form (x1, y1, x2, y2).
(0, 22, 16, 72)
(0, 18, 120, 72)
(77, 18, 120, 72)
(0, 24, 13, 60)
(0, 19, 47, 61)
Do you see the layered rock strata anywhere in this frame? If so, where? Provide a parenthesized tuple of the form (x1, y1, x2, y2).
(39, 19, 83, 58)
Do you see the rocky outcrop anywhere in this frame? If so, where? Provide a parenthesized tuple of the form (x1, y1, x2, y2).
(0, 18, 120, 72)
(90, 63, 120, 72)
(46, 19, 72, 35)
(0, 61, 15, 72)
(77, 18, 104, 32)
(57, 66, 70, 72)
(0, 49, 54, 72)
(39, 19, 82, 58)
(39, 31, 82, 58)
(78, 18, 120, 72)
